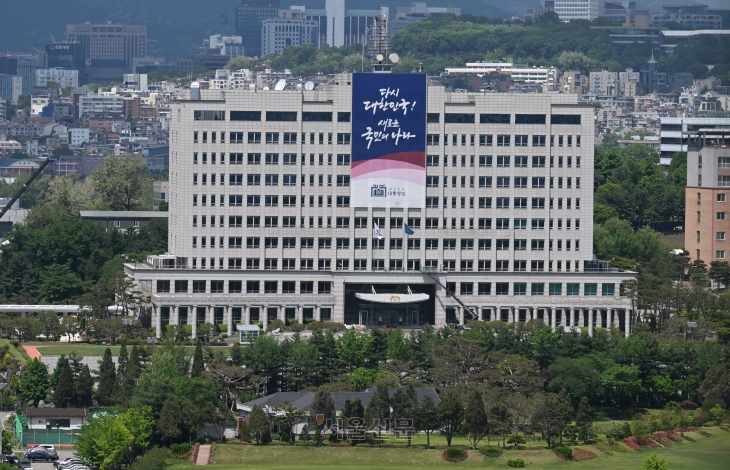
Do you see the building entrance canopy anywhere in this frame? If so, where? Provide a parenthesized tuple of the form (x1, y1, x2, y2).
(354, 292, 429, 304)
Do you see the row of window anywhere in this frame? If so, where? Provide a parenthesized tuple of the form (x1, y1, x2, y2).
(193, 236, 581, 251)
(426, 113, 581, 126)
(205, 215, 581, 230)
(191, 173, 351, 188)
(194, 131, 353, 145)
(175, 257, 585, 272)
(427, 175, 581, 189)
(427, 155, 581, 168)
(159, 279, 612, 297)
(195, 110, 351, 122)
(427, 134, 581, 147)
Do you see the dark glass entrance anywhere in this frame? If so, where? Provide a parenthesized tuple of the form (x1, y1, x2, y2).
(344, 283, 436, 327)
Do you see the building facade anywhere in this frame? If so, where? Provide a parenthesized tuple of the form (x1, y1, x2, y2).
(35, 68, 79, 88)
(554, 0, 599, 22)
(660, 117, 730, 165)
(127, 73, 635, 338)
(235, 0, 282, 57)
(261, 8, 318, 56)
(390, 2, 461, 36)
(66, 24, 147, 67)
(589, 70, 618, 96)
(685, 129, 730, 263)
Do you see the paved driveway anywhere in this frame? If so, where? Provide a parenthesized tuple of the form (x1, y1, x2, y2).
(25, 450, 76, 470)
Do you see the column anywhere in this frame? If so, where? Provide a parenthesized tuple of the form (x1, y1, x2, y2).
(298, 306, 304, 324)
(569, 308, 575, 328)
(532, 307, 537, 322)
(227, 306, 233, 336)
(614, 309, 620, 329)
(263, 305, 269, 331)
(244, 305, 250, 325)
(588, 309, 594, 337)
(316, 305, 322, 322)
(279, 306, 286, 323)
(458, 307, 465, 326)
(155, 305, 162, 339)
(206, 305, 212, 324)
(191, 305, 198, 339)
(173, 306, 180, 326)
(561, 309, 568, 328)
(578, 309, 584, 329)
(624, 309, 630, 337)
(550, 308, 556, 331)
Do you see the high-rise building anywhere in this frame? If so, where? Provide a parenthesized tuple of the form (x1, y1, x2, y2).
(652, 3, 728, 29)
(126, 73, 636, 339)
(35, 68, 79, 88)
(0, 74, 23, 104)
(554, 0, 599, 21)
(0, 55, 42, 96)
(235, 0, 281, 57)
(684, 128, 730, 263)
(261, 8, 318, 56)
(659, 117, 730, 165)
(390, 2, 461, 36)
(66, 23, 147, 67)
(307, 4, 387, 48)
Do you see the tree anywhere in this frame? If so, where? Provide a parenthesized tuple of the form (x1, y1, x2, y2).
(488, 402, 513, 448)
(49, 355, 68, 391)
(642, 453, 669, 470)
(309, 389, 335, 447)
(76, 415, 134, 470)
(366, 384, 391, 447)
(190, 341, 204, 377)
(18, 359, 49, 406)
(90, 154, 152, 211)
(415, 394, 439, 448)
(53, 360, 75, 408)
(437, 390, 463, 446)
(119, 406, 154, 459)
(391, 386, 416, 446)
(96, 347, 118, 406)
(157, 396, 183, 443)
(709, 261, 730, 289)
(575, 396, 595, 443)
(533, 390, 574, 448)
(462, 390, 488, 450)
(229, 342, 244, 366)
(274, 401, 307, 445)
(75, 365, 94, 407)
(249, 405, 270, 445)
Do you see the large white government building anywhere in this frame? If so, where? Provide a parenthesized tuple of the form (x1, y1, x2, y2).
(126, 73, 636, 338)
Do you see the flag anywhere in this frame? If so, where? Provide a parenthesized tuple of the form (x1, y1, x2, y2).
(373, 222, 384, 240)
(403, 222, 414, 235)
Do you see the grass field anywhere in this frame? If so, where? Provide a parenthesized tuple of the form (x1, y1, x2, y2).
(166, 427, 730, 470)
(0, 338, 30, 365)
(26, 342, 227, 357)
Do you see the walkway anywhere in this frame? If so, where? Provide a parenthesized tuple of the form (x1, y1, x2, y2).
(22, 345, 41, 360)
(195, 445, 211, 465)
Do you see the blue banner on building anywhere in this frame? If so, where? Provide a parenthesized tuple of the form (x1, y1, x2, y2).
(351, 73, 426, 208)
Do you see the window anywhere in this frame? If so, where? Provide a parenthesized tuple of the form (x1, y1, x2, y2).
(719, 194, 727, 202)
(337, 175, 350, 186)
(193, 280, 206, 293)
(337, 133, 351, 145)
(426, 218, 438, 229)
(567, 283, 579, 296)
(228, 258, 242, 269)
(426, 134, 440, 145)
(228, 281, 242, 293)
(497, 198, 509, 209)
(549, 283, 562, 296)
(229, 216, 242, 227)
(585, 283, 597, 296)
(515, 198, 528, 209)
(496, 283, 509, 295)
(265, 174, 279, 186)
(246, 174, 259, 186)
(602, 283, 615, 296)
(718, 251, 726, 259)
(318, 259, 331, 271)
(229, 237, 242, 248)
(246, 258, 260, 270)
(532, 135, 546, 146)
(336, 217, 350, 228)
(478, 176, 492, 188)
(515, 135, 528, 146)
(230, 111, 261, 121)
(267, 111, 297, 122)
(479, 197, 492, 209)
(426, 176, 439, 187)
(246, 195, 259, 207)
(157, 280, 170, 293)
(247, 216, 260, 227)
(497, 156, 510, 167)
(194, 110, 224, 121)
(718, 212, 726, 221)
(513, 283, 527, 296)
(301, 259, 314, 270)
(265, 153, 279, 165)
(481, 114, 510, 124)
(497, 135, 510, 146)
(551, 114, 581, 125)
(532, 198, 545, 209)
(444, 113, 475, 123)
(719, 176, 730, 187)
(497, 176, 510, 188)
(532, 177, 545, 188)
(265, 195, 278, 207)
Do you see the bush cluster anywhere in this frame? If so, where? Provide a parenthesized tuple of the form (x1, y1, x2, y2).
(507, 459, 525, 467)
(554, 446, 573, 459)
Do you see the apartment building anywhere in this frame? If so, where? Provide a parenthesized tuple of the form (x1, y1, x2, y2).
(34, 68, 79, 88)
(554, 0, 599, 22)
(126, 73, 635, 339)
(66, 23, 147, 67)
(660, 117, 730, 165)
(685, 129, 730, 263)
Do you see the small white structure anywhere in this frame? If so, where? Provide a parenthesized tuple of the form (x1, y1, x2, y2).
(26, 407, 88, 430)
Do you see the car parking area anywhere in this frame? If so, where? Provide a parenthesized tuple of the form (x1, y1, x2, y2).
(27, 450, 75, 470)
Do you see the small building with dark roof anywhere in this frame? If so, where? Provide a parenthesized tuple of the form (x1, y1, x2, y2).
(25, 407, 87, 429)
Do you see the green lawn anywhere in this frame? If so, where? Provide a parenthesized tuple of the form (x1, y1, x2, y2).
(27, 342, 227, 357)
(0, 338, 30, 365)
(166, 427, 730, 470)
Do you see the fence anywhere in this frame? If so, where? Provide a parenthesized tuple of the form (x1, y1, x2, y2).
(21, 428, 78, 446)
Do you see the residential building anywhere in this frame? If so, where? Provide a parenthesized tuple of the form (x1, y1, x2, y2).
(80, 210, 168, 231)
(261, 8, 318, 56)
(153, 181, 169, 210)
(652, 3, 728, 29)
(207, 35, 244, 58)
(66, 23, 147, 67)
(554, 0, 599, 22)
(30, 95, 50, 116)
(78, 94, 125, 117)
(208, 69, 253, 90)
(69, 128, 90, 147)
(685, 129, 730, 263)
(122, 73, 148, 91)
(0, 140, 21, 155)
(558, 71, 587, 94)
(659, 117, 730, 165)
(525, 0, 555, 20)
(126, 73, 636, 340)
(389, 2, 461, 36)
(444, 62, 558, 87)
(589, 71, 618, 96)
(34, 68, 79, 88)
(235, 0, 282, 57)
(0, 75, 23, 104)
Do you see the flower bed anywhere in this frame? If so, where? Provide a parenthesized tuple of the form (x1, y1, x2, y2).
(443, 447, 468, 462)
(667, 431, 683, 442)
(571, 449, 597, 461)
(623, 437, 641, 450)
(652, 432, 671, 446)
(673, 427, 699, 433)
(637, 437, 659, 448)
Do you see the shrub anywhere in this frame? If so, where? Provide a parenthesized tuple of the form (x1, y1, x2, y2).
(637, 437, 659, 448)
(652, 432, 671, 446)
(571, 449, 597, 461)
(322, 322, 347, 332)
(443, 447, 467, 462)
(507, 459, 525, 468)
(667, 431, 682, 442)
(595, 441, 613, 455)
(610, 441, 629, 453)
(266, 319, 285, 332)
(554, 446, 572, 459)
(169, 442, 192, 457)
(479, 447, 502, 457)
(130, 447, 168, 470)
(680, 400, 698, 410)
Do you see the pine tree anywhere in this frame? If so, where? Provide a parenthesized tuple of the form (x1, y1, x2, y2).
(53, 361, 75, 408)
(575, 396, 594, 443)
(366, 384, 391, 447)
(415, 395, 439, 448)
(128, 345, 142, 379)
(68, 351, 84, 376)
(49, 355, 68, 391)
(117, 341, 129, 385)
(230, 342, 244, 366)
(190, 341, 205, 377)
(157, 396, 183, 444)
(437, 390, 463, 447)
(96, 347, 117, 406)
(463, 390, 488, 450)
(309, 389, 335, 447)
(249, 405, 270, 445)
(391, 386, 416, 446)
(75, 365, 94, 407)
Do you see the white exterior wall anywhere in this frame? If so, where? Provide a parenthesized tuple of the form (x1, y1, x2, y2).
(128, 73, 635, 336)
(69, 128, 90, 146)
(325, 0, 345, 47)
(555, 0, 599, 21)
(78, 94, 125, 117)
(34, 68, 79, 88)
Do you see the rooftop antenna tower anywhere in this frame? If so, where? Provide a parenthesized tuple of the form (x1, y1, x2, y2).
(368, 15, 398, 73)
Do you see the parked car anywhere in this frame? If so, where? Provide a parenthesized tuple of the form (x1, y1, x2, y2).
(36, 445, 55, 452)
(54, 458, 79, 468)
(25, 448, 56, 463)
(5, 455, 19, 465)
(16, 458, 32, 469)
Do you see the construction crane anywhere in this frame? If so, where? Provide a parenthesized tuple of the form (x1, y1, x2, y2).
(0, 158, 53, 222)
(47, 29, 57, 44)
